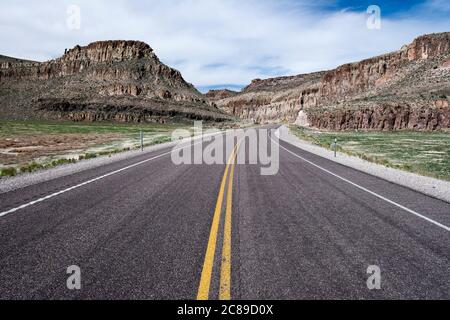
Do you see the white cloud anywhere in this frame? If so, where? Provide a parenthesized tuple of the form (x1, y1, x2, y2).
(0, 0, 449, 91)
(425, 0, 450, 11)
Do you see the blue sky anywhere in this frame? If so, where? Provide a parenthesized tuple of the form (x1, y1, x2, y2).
(323, 0, 425, 15)
(1, 0, 449, 93)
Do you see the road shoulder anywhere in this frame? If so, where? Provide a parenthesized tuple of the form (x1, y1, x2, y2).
(277, 125, 450, 204)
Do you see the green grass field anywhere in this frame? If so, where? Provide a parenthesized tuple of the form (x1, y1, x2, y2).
(290, 125, 450, 181)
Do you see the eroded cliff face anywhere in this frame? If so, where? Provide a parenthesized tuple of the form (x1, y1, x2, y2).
(307, 102, 450, 131)
(214, 32, 450, 131)
(215, 72, 324, 124)
(0, 41, 231, 122)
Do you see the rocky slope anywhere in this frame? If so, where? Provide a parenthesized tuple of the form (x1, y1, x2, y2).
(213, 32, 450, 131)
(0, 41, 231, 123)
(205, 89, 238, 101)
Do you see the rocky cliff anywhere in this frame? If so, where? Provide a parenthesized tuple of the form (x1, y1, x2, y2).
(0, 41, 231, 123)
(213, 32, 450, 131)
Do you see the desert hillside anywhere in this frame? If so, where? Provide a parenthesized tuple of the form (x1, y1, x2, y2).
(205, 89, 239, 101)
(212, 32, 450, 131)
(0, 41, 232, 123)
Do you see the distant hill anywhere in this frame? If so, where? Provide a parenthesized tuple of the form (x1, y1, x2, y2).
(0, 54, 37, 64)
(205, 89, 238, 101)
(0, 41, 232, 123)
(213, 32, 450, 131)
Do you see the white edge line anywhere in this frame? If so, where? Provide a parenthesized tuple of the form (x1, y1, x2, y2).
(0, 135, 220, 219)
(272, 137, 450, 232)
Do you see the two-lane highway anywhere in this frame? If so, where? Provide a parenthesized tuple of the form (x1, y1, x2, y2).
(0, 127, 449, 299)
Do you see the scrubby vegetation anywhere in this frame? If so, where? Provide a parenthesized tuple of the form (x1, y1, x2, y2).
(0, 167, 17, 177)
(0, 120, 194, 177)
(290, 125, 450, 181)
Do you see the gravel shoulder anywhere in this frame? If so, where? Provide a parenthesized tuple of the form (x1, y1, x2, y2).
(278, 125, 450, 204)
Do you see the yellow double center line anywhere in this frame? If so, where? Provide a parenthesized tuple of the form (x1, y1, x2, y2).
(197, 142, 241, 300)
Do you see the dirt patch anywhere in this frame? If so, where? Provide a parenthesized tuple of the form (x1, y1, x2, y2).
(0, 133, 122, 166)
(443, 58, 450, 68)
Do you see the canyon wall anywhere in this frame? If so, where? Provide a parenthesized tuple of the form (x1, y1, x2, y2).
(213, 32, 450, 131)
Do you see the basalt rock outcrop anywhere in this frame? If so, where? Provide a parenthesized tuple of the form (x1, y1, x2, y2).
(0, 41, 231, 123)
(213, 32, 450, 131)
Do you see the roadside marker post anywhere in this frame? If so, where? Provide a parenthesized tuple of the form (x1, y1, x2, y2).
(332, 138, 337, 158)
(140, 131, 144, 151)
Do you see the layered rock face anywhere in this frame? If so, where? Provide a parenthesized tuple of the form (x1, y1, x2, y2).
(213, 32, 450, 131)
(0, 41, 231, 123)
(215, 73, 324, 123)
(205, 89, 238, 100)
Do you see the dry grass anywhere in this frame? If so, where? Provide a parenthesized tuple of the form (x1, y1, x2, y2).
(0, 120, 188, 176)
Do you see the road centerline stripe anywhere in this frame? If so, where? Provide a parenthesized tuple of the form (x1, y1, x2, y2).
(274, 138, 450, 232)
(219, 141, 241, 300)
(197, 144, 237, 300)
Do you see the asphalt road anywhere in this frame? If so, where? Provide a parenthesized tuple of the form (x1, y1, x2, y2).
(0, 127, 449, 300)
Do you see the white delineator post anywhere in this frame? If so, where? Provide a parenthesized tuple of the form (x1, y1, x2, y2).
(334, 138, 337, 158)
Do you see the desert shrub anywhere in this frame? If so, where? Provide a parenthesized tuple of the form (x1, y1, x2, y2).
(20, 162, 44, 173)
(401, 164, 413, 171)
(153, 136, 171, 145)
(83, 153, 97, 160)
(50, 158, 76, 167)
(0, 167, 17, 177)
